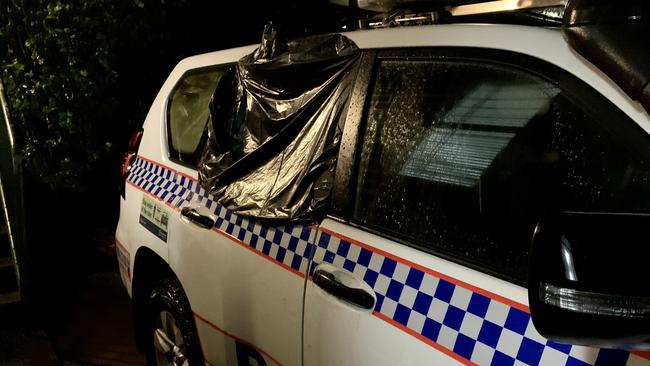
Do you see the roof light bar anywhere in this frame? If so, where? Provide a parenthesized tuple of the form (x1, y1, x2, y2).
(450, 0, 567, 17)
(353, 0, 569, 29)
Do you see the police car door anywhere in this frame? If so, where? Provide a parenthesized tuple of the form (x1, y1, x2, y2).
(303, 48, 650, 366)
(158, 63, 313, 366)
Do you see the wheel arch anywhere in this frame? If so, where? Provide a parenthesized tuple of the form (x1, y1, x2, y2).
(131, 245, 176, 352)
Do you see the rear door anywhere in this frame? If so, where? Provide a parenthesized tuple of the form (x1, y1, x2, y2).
(303, 48, 650, 366)
(140, 64, 315, 366)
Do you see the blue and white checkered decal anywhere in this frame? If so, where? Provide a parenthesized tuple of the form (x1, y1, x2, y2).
(311, 230, 643, 366)
(128, 157, 314, 275)
(129, 157, 648, 366)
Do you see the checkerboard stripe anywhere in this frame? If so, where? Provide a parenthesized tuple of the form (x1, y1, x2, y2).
(311, 229, 646, 366)
(128, 157, 315, 277)
(128, 156, 648, 366)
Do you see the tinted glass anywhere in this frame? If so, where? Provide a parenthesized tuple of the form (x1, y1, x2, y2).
(168, 66, 226, 165)
(355, 59, 650, 282)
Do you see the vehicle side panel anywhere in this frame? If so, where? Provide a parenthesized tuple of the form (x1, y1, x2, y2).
(305, 219, 649, 366)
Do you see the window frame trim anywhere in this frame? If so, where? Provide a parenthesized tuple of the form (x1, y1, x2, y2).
(330, 50, 376, 218)
(330, 46, 649, 286)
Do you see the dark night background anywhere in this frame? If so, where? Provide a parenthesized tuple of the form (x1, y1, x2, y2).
(0, 0, 356, 353)
(2, 1, 648, 365)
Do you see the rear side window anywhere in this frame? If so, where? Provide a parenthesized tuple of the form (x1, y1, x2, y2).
(167, 66, 228, 166)
(354, 58, 650, 283)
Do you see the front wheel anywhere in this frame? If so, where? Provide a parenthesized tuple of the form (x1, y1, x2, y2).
(146, 277, 204, 366)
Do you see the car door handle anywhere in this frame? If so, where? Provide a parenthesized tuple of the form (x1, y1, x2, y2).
(180, 207, 215, 229)
(313, 268, 375, 310)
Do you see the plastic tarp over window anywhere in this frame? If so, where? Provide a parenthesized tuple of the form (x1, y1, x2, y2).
(198, 31, 360, 222)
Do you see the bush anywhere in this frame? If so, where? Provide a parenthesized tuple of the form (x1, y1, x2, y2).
(0, 0, 134, 197)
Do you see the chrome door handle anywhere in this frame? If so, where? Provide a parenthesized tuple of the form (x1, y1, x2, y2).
(180, 207, 214, 229)
(313, 268, 375, 310)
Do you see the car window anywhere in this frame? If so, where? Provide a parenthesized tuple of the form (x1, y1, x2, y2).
(167, 65, 229, 166)
(354, 58, 650, 283)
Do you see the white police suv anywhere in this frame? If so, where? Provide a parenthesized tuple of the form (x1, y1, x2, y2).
(115, 1, 650, 365)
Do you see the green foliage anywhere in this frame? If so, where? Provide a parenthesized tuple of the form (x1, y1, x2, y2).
(0, 0, 144, 194)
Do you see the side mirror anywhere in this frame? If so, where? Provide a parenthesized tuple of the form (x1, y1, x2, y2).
(529, 212, 650, 348)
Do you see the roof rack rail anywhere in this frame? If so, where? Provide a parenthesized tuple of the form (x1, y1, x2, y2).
(359, 10, 444, 29)
(449, 0, 567, 17)
(354, 0, 568, 29)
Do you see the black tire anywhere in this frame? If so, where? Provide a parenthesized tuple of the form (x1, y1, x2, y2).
(146, 277, 204, 366)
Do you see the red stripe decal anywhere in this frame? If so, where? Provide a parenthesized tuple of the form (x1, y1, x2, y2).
(633, 351, 650, 360)
(319, 227, 530, 313)
(114, 238, 132, 281)
(132, 156, 529, 363)
(373, 311, 476, 365)
(130, 159, 291, 366)
(137, 155, 197, 182)
(210, 227, 305, 279)
(135, 156, 528, 311)
(130, 157, 307, 279)
(193, 312, 284, 366)
(114, 238, 130, 255)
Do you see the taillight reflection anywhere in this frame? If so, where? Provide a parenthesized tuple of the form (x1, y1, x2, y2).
(120, 128, 143, 198)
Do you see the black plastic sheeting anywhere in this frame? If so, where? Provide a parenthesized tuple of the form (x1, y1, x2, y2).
(198, 30, 360, 222)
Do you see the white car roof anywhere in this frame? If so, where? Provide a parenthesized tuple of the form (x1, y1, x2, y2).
(168, 23, 650, 132)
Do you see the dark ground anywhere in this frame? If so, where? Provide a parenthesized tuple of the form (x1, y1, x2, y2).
(0, 250, 145, 366)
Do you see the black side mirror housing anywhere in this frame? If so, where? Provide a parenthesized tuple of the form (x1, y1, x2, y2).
(529, 212, 650, 348)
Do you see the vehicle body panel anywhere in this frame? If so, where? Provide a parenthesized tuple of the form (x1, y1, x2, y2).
(114, 23, 650, 366)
